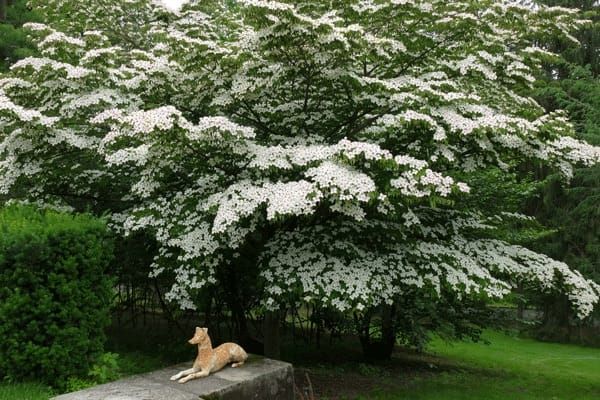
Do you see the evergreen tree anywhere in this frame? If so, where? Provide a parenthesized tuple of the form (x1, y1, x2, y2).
(0, 0, 38, 71)
(527, 0, 600, 342)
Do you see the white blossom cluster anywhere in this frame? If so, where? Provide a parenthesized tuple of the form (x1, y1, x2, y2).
(260, 214, 599, 319)
(0, 0, 599, 316)
(0, 92, 57, 127)
(11, 57, 91, 79)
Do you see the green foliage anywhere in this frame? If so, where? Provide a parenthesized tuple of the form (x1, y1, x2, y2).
(87, 352, 120, 385)
(393, 290, 494, 352)
(530, 171, 600, 283)
(0, 205, 114, 389)
(534, 64, 600, 143)
(540, 0, 600, 76)
(0, 349, 167, 398)
(529, 1, 600, 288)
(455, 168, 556, 246)
(65, 352, 120, 393)
(457, 168, 539, 216)
(0, 0, 39, 71)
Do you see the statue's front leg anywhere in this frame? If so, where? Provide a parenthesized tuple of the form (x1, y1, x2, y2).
(170, 367, 197, 381)
(178, 369, 210, 383)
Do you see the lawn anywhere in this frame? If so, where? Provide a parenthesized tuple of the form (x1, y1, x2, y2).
(1, 330, 598, 400)
(0, 382, 53, 400)
(357, 330, 600, 400)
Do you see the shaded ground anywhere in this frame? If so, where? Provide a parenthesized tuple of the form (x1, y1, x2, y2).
(290, 330, 600, 400)
(291, 345, 469, 399)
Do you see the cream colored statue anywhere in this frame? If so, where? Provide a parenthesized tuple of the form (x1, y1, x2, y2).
(170, 327, 248, 383)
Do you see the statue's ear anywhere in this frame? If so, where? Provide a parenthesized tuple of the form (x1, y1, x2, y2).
(203, 327, 208, 333)
(195, 326, 201, 333)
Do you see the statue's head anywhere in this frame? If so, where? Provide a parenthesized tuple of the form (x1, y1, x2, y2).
(189, 326, 209, 345)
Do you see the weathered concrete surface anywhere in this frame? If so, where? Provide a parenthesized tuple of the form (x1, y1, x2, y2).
(52, 355, 294, 400)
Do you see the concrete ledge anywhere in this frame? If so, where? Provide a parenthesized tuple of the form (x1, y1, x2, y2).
(52, 355, 294, 400)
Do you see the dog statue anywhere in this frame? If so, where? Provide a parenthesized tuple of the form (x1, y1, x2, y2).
(170, 327, 248, 383)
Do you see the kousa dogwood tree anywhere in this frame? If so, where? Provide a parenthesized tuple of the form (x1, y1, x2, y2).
(1, 0, 600, 356)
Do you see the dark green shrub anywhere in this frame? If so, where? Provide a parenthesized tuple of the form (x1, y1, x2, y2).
(65, 352, 121, 393)
(0, 205, 114, 388)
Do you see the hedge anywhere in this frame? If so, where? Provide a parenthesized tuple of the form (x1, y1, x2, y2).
(0, 205, 114, 388)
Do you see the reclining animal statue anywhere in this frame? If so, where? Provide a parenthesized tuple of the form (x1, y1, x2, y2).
(170, 326, 248, 383)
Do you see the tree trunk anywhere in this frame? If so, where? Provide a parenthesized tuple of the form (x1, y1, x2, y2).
(263, 311, 281, 359)
(380, 304, 396, 357)
(537, 295, 571, 342)
(227, 286, 263, 353)
(516, 284, 524, 320)
(219, 260, 264, 354)
(355, 311, 372, 356)
(357, 305, 395, 361)
(0, 0, 7, 22)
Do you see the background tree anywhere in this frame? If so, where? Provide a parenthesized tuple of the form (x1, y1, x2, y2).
(522, 0, 600, 342)
(1, 0, 599, 359)
(0, 0, 38, 71)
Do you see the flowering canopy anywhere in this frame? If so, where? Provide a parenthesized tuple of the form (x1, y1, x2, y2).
(1, 0, 599, 316)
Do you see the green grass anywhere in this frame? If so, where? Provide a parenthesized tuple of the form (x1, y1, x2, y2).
(0, 382, 53, 400)
(362, 330, 600, 400)
(0, 351, 164, 400)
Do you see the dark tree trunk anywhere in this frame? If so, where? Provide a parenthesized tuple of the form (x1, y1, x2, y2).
(516, 284, 524, 320)
(263, 311, 281, 359)
(537, 295, 571, 342)
(355, 310, 372, 355)
(357, 305, 396, 361)
(222, 263, 264, 354)
(380, 304, 396, 357)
